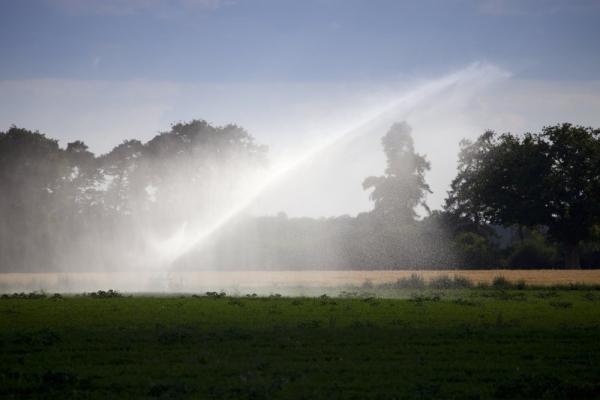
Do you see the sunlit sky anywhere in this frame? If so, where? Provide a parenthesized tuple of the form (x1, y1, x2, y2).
(1, 0, 600, 217)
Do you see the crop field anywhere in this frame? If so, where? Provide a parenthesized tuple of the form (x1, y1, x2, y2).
(2, 281, 600, 399)
(2, 270, 600, 294)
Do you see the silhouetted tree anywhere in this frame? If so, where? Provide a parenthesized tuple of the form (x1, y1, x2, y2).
(0, 119, 270, 272)
(452, 123, 600, 269)
(0, 126, 68, 271)
(145, 120, 268, 229)
(362, 122, 431, 226)
(101, 139, 148, 217)
(443, 131, 498, 238)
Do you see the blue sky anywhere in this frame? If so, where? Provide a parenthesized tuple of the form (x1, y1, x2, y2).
(1, 0, 600, 216)
(2, 0, 599, 82)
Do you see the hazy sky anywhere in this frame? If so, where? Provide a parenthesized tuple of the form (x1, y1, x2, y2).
(1, 0, 600, 217)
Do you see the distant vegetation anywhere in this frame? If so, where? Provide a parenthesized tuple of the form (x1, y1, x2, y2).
(0, 121, 598, 272)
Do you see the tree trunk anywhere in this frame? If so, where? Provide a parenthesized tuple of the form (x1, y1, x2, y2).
(563, 242, 581, 270)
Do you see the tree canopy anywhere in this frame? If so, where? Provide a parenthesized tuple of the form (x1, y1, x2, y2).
(449, 123, 600, 269)
(362, 122, 431, 226)
(0, 120, 268, 272)
(1, 120, 598, 273)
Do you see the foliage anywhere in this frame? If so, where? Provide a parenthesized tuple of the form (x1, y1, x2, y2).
(393, 273, 427, 289)
(443, 131, 498, 237)
(0, 126, 68, 271)
(452, 231, 503, 269)
(0, 121, 268, 272)
(86, 289, 123, 298)
(508, 237, 560, 269)
(2, 121, 598, 272)
(492, 275, 511, 288)
(446, 123, 600, 269)
(362, 122, 431, 225)
(0, 291, 49, 299)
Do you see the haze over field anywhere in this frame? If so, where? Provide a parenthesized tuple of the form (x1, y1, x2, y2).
(1, 1, 600, 286)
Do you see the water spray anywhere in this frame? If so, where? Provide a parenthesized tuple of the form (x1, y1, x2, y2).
(148, 63, 510, 274)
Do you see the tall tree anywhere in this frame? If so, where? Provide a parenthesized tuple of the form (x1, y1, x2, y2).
(0, 119, 270, 272)
(145, 119, 268, 227)
(443, 131, 498, 237)
(362, 122, 431, 225)
(454, 123, 600, 269)
(0, 126, 68, 271)
(64, 140, 103, 218)
(101, 139, 148, 217)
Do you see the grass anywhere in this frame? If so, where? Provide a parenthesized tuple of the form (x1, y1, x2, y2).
(1, 280, 600, 399)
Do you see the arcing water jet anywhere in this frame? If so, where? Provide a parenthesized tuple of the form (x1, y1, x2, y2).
(147, 63, 510, 274)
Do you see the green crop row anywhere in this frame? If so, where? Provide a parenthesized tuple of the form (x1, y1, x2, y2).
(1, 291, 600, 399)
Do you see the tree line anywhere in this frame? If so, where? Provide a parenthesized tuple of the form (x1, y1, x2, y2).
(0, 121, 267, 272)
(0, 120, 598, 272)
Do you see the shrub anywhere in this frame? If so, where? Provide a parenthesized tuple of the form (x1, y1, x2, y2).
(581, 291, 600, 301)
(87, 289, 123, 298)
(508, 239, 560, 269)
(453, 275, 475, 289)
(393, 274, 426, 290)
(361, 279, 374, 289)
(492, 275, 511, 288)
(453, 232, 502, 269)
(429, 274, 453, 290)
(204, 291, 226, 298)
(476, 281, 490, 289)
(2, 291, 48, 300)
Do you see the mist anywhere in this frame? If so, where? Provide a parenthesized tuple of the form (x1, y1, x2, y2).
(4, 62, 600, 293)
(0, 63, 509, 293)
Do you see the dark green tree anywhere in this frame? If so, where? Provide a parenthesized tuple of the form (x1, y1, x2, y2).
(362, 122, 431, 225)
(64, 140, 103, 217)
(145, 119, 268, 228)
(443, 131, 498, 237)
(101, 139, 148, 217)
(0, 126, 68, 271)
(454, 123, 600, 269)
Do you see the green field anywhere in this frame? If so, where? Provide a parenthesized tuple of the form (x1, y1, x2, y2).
(2, 286, 600, 399)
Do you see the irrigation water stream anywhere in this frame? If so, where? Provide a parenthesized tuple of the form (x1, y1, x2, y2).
(147, 63, 510, 275)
